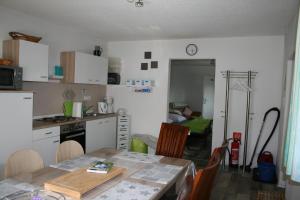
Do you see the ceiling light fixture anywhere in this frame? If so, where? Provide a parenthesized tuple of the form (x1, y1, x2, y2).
(127, 0, 144, 7)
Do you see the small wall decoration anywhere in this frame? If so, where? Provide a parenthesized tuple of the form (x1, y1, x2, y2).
(151, 61, 158, 69)
(141, 63, 148, 70)
(139, 51, 158, 70)
(144, 51, 152, 59)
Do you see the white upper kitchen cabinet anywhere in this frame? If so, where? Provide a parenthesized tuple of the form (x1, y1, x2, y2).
(0, 92, 33, 179)
(86, 117, 117, 153)
(3, 40, 49, 82)
(91, 56, 108, 85)
(61, 51, 108, 85)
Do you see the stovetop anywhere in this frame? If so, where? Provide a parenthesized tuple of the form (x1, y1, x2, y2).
(36, 116, 77, 123)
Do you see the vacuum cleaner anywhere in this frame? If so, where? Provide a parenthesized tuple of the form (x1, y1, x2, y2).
(245, 107, 280, 183)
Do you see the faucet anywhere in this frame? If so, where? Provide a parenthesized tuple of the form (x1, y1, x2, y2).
(82, 104, 94, 116)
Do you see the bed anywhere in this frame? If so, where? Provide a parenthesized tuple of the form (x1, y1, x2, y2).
(178, 116, 212, 148)
(180, 116, 211, 135)
(168, 103, 212, 150)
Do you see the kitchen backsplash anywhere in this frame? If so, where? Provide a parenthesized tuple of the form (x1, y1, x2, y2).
(23, 82, 106, 116)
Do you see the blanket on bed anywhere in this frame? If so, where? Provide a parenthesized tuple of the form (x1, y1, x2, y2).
(180, 116, 211, 134)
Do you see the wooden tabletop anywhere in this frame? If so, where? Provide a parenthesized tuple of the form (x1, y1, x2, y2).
(13, 148, 192, 200)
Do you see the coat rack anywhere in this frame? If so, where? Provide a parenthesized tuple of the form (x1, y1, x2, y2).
(221, 70, 257, 174)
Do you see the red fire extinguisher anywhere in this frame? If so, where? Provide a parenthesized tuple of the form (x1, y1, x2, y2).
(230, 132, 241, 167)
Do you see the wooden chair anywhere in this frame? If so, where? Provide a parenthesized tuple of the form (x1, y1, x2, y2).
(187, 149, 222, 200)
(4, 149, 44, 178)
(209, 141, 228, 166)
(219, 140, 229, 158)
(207, 144, 227, 166)
(56, 140, 84, 163)
(156, 123, 190, 158)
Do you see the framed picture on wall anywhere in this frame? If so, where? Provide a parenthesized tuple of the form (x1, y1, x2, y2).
(151, 61, 158, 69)
(141, 63, 148, 70)
(144, 52, 152, 59)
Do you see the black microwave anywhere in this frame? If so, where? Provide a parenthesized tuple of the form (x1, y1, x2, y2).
(108, 73, 120, 85)
(0, 65, 23, 90)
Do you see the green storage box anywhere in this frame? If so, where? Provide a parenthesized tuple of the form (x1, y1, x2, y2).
(131, 137, 148, 154)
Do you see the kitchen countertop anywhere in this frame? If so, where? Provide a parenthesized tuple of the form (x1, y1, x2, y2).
(0, 90, 33, 93)
(33, 113, 117, 130)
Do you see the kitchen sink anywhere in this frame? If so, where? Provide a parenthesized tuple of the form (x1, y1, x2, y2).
(83, 113, 99, 117)
(83, 113, 107, 118)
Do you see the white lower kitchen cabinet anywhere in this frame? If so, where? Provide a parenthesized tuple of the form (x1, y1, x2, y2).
(0, 92, 33, 179)
(86, 117, 117, 153)
(32, 127, 60, 166)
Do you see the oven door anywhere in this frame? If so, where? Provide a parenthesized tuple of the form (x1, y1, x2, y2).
(60, 130, 86, 153)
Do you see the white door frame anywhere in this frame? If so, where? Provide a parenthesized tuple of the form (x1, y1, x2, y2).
(167, 58, 216, 118)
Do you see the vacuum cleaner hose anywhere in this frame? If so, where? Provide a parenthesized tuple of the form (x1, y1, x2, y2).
(257, 107, 280, 162)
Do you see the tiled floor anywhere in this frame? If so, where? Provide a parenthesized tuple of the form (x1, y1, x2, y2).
(183, 132, 212, 169)
(161, 169, 283, 200)
(179, 130, 284, 200)
(211, 169, 284, 200)
(181, 131, 284, 200)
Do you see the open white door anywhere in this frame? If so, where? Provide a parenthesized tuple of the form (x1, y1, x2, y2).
(202, 76, 215, 119)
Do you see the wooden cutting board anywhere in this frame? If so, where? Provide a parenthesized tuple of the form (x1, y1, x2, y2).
(44, 167, 126, 199)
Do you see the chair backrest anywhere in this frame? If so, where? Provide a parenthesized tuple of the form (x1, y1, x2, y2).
(207, 141, 228, 166)
(220, 140, 229, 159)
(56, 140, 84, 163)
(207, 146, 223, 166)
(189, 150, 221, 200)
(156, 123, 190, 158)
(4, 149, 44, 178)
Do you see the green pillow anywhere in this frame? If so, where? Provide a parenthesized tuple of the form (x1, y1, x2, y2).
(131, 138, 148, 153)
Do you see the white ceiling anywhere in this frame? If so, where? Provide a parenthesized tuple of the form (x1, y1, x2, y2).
(0, 0, 298, 41)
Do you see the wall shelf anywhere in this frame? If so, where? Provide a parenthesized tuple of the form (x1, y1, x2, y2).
(49, 75, 64, 80)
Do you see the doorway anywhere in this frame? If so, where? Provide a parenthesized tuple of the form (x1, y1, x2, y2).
(168, 59, 216, 168)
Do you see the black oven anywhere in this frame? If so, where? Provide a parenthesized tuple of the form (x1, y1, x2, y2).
(0, 65, 22, 90)
(60, 122, 86, 152)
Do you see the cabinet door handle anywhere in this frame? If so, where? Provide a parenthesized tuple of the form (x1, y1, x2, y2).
(95, 80, 100, 82)
(40, 75, 48, 79)
(23, 97, 32, 100)
(44, 132, 53, 135)
(88, 79, 93, 82)
(53, 140, 60, 143)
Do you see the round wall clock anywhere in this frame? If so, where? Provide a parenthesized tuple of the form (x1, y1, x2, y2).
(186, 44, 198, 56)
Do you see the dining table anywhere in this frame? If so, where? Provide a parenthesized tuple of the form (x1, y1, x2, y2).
(0, 148, 194, 200)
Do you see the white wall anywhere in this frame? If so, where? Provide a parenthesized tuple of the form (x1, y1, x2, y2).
(107, 36, 284, 166)
(169, 65, 215, 112)
(0, 6, 107, 75)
